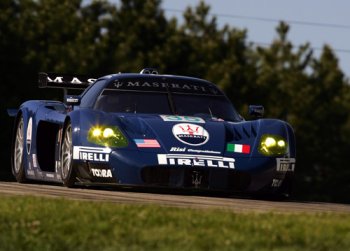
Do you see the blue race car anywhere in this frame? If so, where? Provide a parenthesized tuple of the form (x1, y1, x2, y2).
(10, 69, 296, 197)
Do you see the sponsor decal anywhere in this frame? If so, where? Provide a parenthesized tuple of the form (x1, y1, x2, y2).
(169, 147, 220, 155)
(170, 147, 186, 152)
(226, 143, 250, 154)
(57, 128, 63, 144)
(47, 76, 96, 84)
(157, 154, 235, 169)
(73, 146, 111, 162)
(26, 117, 33, 154)
(276, 158, 296, 172)
(27, 170, 35, 176)
(172, 123, 209, 146)
(66, 97, 79, 103)
(160, 115, 205, 123)
(112, 80, 219, 95)
(134, 139, 161, 148)
(55, 160, 60, 173)
(91, 168, 113, 178)
(271, 179, 283, 187)
(32, 154, 38, 168)
(187, 149, 221, 155)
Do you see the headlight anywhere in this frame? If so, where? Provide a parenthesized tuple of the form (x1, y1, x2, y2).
(87, 126, 128, 148)
(259, 134, 288, 156)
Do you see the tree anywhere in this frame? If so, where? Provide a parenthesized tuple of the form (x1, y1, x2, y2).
(301, 46, 350, 201)
(103, 0, 171, 72)
(253, 23, 350, 201)
(0, 0, 115, 177)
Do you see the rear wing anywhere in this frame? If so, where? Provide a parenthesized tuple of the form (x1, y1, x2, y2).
(38, 72, 97, 90)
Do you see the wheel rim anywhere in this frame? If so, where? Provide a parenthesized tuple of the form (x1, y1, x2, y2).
(61, 125, 72, 180)
(14, 118, 24, 174)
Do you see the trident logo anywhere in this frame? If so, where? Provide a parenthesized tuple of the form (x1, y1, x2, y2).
(179, 125, 199, 135)
(192, 171, 202, 188)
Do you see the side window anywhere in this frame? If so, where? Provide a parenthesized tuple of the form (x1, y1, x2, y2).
(80, 80, 106, 108)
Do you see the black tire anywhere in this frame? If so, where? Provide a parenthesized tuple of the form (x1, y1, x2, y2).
(61, 122, 76, 187)
(12, 116, 27, 182)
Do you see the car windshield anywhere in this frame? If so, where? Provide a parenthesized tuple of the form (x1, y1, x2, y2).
(172, 93, 240, 121)
(94, 90, 241, 122)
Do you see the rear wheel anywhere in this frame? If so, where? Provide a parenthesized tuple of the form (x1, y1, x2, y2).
(12, 116, 26, 182)
(61, 123, 76, 187)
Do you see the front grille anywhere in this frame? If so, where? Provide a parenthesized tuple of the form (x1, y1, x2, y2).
(141, 166, 251, 191)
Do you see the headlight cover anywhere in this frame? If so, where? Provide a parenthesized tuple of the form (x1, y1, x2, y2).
(258, 134, 288, 156)
(87, 125, 128, 148)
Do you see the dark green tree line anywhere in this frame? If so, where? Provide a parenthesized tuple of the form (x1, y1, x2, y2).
(1, 0, 349, 202)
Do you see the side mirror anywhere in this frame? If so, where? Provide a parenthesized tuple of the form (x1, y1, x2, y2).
(64, 95, 81, 106)
(249, 105, 264, 118)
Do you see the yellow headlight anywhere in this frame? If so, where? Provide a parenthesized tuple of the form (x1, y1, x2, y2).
(92, 128, 102, 137)
(87, 125, 128, 148)
(103, 128, 115, 138)
(259, 134, 288, 156)
(277, 140, 286, 147)
(265, 137, 276, 147)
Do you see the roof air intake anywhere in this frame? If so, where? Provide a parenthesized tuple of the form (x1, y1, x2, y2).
(140, 68, 158, 75)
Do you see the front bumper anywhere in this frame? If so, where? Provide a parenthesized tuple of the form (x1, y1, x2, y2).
(73, 148, 295, 194)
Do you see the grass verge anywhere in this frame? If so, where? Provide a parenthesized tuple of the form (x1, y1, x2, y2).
(0, 195, 349, 251)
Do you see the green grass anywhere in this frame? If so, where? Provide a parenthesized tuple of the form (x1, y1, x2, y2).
(0, 196, 350, 251)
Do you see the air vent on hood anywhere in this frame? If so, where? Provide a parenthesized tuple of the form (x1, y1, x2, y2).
(231, 122, 258, 141)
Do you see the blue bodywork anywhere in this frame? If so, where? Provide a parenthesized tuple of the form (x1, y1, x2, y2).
(10, 71, 296, 196)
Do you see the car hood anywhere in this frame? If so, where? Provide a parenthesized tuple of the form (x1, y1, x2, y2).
(103, 114, 294, 157)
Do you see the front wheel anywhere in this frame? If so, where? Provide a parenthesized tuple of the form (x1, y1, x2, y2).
(12, 116, 27, 182)
(61, 123, 76, 187)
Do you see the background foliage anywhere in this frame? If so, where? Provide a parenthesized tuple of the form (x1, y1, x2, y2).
(1, 0, 349, 202)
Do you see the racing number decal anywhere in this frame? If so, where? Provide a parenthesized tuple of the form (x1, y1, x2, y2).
(160, 115, 205, 123)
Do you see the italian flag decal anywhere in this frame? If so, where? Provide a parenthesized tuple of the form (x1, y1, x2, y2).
(226, 143, 251, 154)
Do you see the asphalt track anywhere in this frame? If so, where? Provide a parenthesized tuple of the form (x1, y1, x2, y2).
(1, 182, 350, 213)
